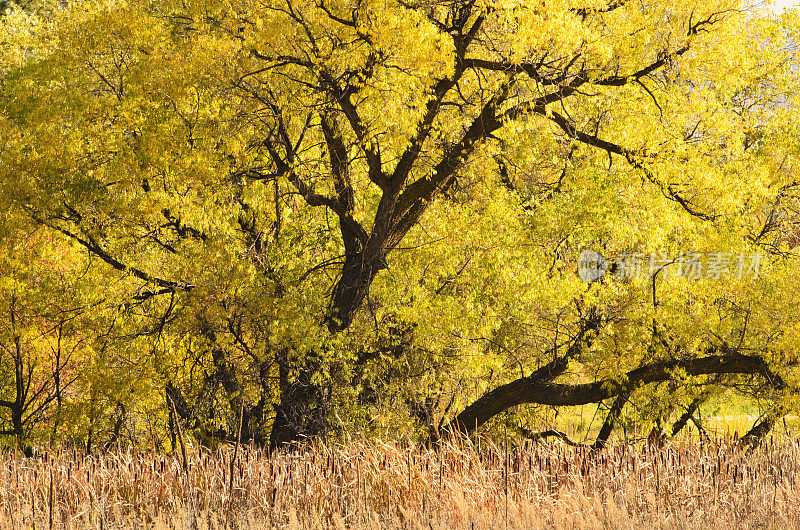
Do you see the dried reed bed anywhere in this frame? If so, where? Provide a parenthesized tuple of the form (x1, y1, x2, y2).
(0, 437, 798, 529)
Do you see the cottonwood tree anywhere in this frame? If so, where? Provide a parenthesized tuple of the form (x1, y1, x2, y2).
(1, 0, 799, 449)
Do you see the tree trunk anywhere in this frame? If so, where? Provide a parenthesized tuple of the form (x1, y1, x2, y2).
(326, 252, 386, 333)
(269, 353, 328, 451)
(592, 393, 629, 450)
(269, 244, 386, 450)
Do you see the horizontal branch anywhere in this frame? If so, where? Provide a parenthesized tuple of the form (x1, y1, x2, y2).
(540, 109, 716, 221)
(463, 43, 688, 92)
(445, 353, 785, 436)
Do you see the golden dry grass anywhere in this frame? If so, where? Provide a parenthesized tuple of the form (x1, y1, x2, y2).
(0, 437, 798, 529)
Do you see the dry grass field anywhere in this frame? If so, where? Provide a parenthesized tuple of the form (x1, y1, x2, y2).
(1, 437, 798, 529)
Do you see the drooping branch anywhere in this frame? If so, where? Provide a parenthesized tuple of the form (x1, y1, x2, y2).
(540, 109, 716, 221)
(442, 353, 786, 438)
(27, 209, 193, 293)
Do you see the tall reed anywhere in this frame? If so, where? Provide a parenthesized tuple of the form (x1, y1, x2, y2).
(0, 437, 797, 528)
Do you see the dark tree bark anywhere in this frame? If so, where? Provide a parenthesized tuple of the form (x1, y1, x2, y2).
(269, 352, 328, 451)
(326, 254, 385, 333)
(440, 353, 785, 439)
(592, 393, 630, 450)
(671, 397, 705, 437)
(737, 406, 788, 450)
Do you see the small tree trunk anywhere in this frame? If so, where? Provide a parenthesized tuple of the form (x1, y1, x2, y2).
(592, 393, 629, 450)
(738, 407, 787, 449)
(671, 397, 704, 437)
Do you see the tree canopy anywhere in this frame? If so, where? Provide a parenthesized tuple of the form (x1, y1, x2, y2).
(1, 0, 800, 450)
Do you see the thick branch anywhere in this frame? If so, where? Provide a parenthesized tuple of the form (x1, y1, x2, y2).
(389, 14, 485, 188)
(390, 44, 695, 241)
(444, 354, 785, 436)
(389, 84, 510, 247)
(321, 72, 387, 190)
(321, 113, 368, 255)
